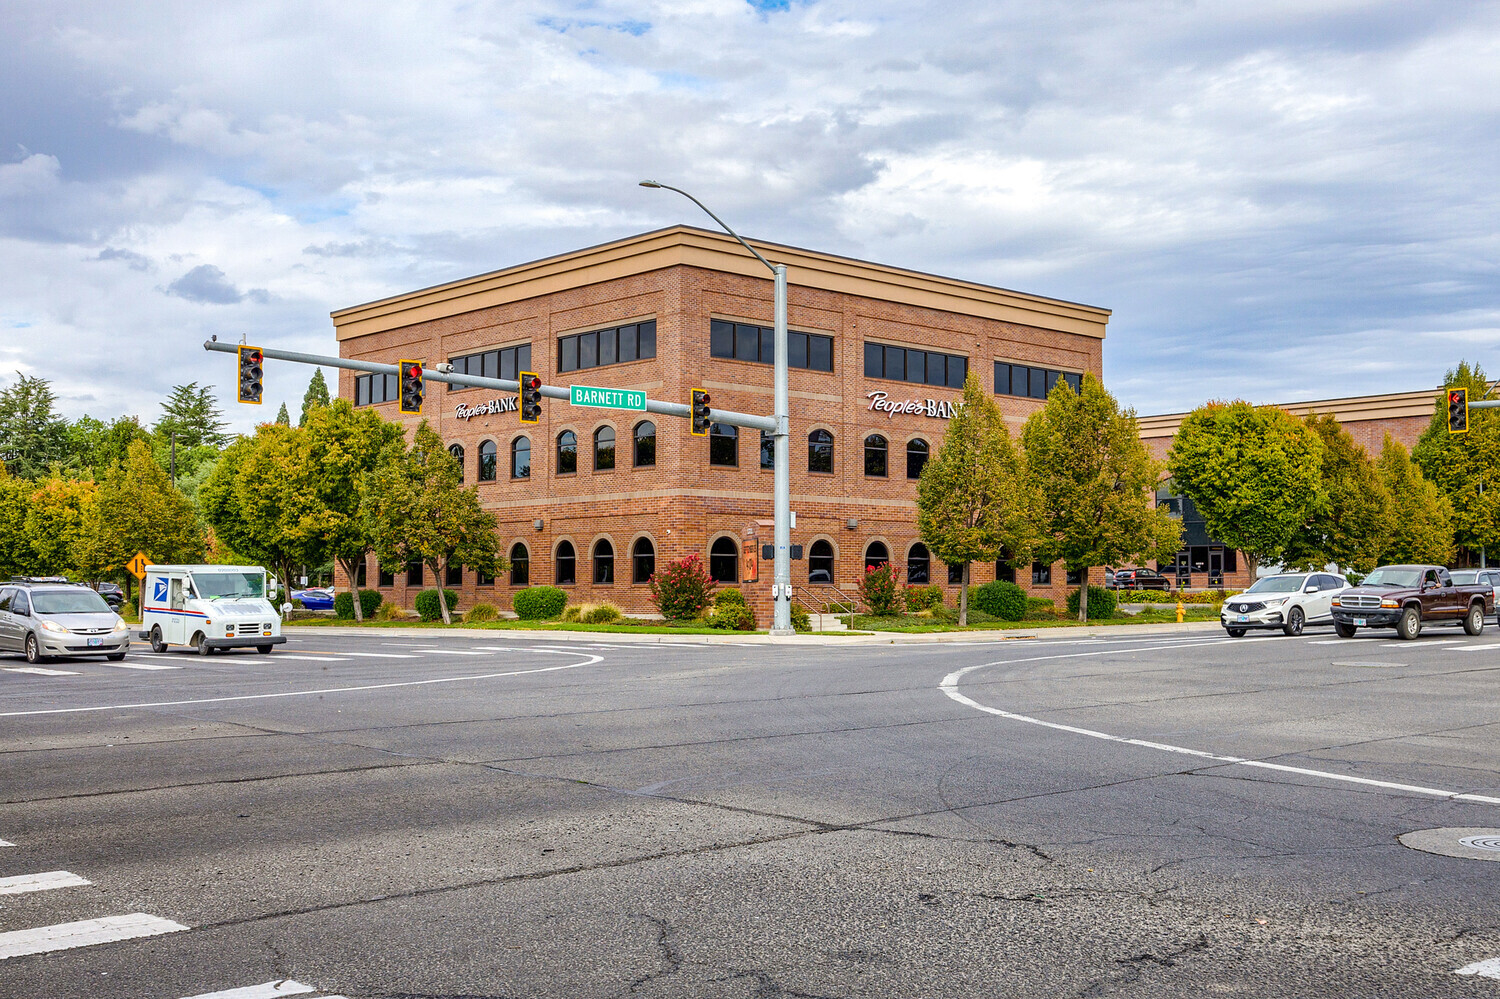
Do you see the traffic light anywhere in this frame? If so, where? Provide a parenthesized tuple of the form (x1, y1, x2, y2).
(399, 360, 424, 414)
(519, 371, 542, 423)
(690, 389, 711, 436)
(237, 346, 263, 404)
(1448, 387, 1469, 435)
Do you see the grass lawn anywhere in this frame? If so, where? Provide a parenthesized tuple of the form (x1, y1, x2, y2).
(846, 606, 1222, 632)
(288, 616, 749, 636)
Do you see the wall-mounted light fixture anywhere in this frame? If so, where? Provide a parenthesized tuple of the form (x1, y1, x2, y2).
(846, 518, 859, 530)
(534, 519, 544, 530)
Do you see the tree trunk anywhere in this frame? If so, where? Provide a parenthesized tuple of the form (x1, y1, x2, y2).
(1078, 566, 1090, 623)
(338, 556, 364, 621)
(1246, 553, 1259, 585)
(433, 560, 452, 624)
(959, 562, 970, 627)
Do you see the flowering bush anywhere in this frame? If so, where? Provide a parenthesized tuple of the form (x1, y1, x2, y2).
(859, 562, 903, 616)
(904, 584, 944, 612)
(648, 553, 717, 620)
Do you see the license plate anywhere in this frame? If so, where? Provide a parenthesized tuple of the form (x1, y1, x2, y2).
(1353, 618, 1366, 627)
(1237, 616, 1248, 623)
(87, 637, 102, 647)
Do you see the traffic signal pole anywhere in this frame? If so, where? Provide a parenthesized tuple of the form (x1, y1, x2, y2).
(203, 339, 776, 433)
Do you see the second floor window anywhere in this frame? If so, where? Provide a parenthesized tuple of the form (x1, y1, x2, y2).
(556, 431, 577, 474)
(709, 320, 834, 372)
(354, 372, 398, 407)
(448, 343, 531, 390)
(760, 430, 775, 470)
(478, 440, 497, 482)
(633, 421, 656, 467)
(511, 436, 531, 479)
(709, 423, 737, 467)
(449, 443, 465, 483)
(906, 438, 929, 480)
(808, 430, 833, 473)
(559, 321, 657, 373)
(594, 427, 616, 470)
(864, 342, 967, 388)
(864, 435, 888, 477)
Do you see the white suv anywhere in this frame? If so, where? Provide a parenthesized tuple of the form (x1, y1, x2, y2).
(1222, 572, 1349, 637)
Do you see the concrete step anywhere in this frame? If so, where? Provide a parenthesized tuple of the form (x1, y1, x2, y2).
(808, 613, 850, 631)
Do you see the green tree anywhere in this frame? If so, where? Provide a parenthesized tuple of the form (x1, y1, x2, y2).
(1412, 362, 1498, 560)
(1168, 401, 1324, 581)
(275, 403, 290, 426)
(1022, 376, 1182, 622)
(69, 415, 152, 482)
(360, 422, 503, 624)
(300, 399, 406, 620)
(154, 383, 230, 450)
(0, 373, 71, 478)
(917, 372, 1039, 625)
(1281, 413, 1392, 575)
(25, 475, 96, 576)
(1377, 435, 1454, 566)
(299, 369, 331, 427)
(0, 467, 33, 577)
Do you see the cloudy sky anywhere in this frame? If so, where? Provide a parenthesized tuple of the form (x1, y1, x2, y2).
(3, 0, 1498, 432)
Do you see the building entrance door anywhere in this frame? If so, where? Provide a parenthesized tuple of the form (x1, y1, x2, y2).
(1208, 548, 1224, 587)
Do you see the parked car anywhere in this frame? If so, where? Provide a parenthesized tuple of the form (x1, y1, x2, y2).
(1222, 572, 1348, 637)
(1331, 564, 1491, 640)
(1448, 569, 1500, 620)
(92, 581, 124, 610)
(1112, 567, 1173, 591)
(0, 579, 130, 663)
(292, 587, 335, 611)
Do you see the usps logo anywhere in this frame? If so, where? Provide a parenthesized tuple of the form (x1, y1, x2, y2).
(153, 578, 168, 602)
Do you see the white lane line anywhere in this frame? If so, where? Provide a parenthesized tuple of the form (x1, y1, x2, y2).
(0, 870, 91, 895)
(939, 644, 1500, 807)
(1305, 640, 1349, 645)
(0, 653, 604, 718)
(250, 654, 351, 662)
(1379, 641, 1462, 648)
(104, 661, 182, 671)
(178, 980, 317, 998)
(400, 648, 492, 656)
(1455, 644, 1500, 652)
(0, 839, 13, 847)
(4, 666, 81, 676)
(0, 912, 188, 959)
(1456, 956, 1500, 980)
(336, 652, 419, 659)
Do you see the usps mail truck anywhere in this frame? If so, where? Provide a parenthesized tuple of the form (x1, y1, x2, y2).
(140, 564, 286, 656)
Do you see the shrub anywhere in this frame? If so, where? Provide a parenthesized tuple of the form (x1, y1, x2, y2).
(859, 562, 903, 616)
(464, 602, 499, 623)
(934, 604, 998, 625)
(1066, 586, 1118, 619)
(513, 585, 567, 620)
(648, 553, 717, 619)
(972, 580, 1027, 621)
(561, 605, 582, 622)
(824, 600, 856, 614)
(374, 600, 407, 621)
(716, 588, 747, 608)
(581, 602, 622, 624)
(904, 584, 944, 612)
(791, 605, 811, 633)
(415, 588, 460, 621)
(334, 589, 384, 620)
(1026, 596, 1054, 614)
(290, 597, 305, 610)
(708, 603, 756, 630)
(1114, 589, 1221, 605)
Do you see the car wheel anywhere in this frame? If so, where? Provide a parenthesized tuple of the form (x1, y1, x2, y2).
(257, 645, 273, 654)
(1464, 603, 1485, 636)
(1226, 628, 1246, 638)
(194, 632, 212, 656)
(106, 652, 126, 662)
(1396, 605, 1422, 641)
(24, 635, 44, 664)
(1283, 606, 1305, 637)
(1334, 622, 1357, 639)
(149, 626, 167, 653)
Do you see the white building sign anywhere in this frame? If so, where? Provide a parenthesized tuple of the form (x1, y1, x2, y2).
(455, 397, 519, 420)
(866, 391, 960, 420)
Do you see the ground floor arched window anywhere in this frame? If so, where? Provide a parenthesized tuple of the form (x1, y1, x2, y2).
(809, 539, 834, 583)
(510, 542, 529, 587)
(593, 539, 615, 584)
(710, 537, 738, 583)
(632, 537, 655, 583)
(865, 541, 890, 571)
(907, 543, 930, 584)
(555, 541, 576, 585)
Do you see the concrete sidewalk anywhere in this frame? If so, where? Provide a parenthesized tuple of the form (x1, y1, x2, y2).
(285, 620, 1225, 646)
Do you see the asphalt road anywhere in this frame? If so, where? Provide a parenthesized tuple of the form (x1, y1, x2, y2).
(1, 624, 1498, 998)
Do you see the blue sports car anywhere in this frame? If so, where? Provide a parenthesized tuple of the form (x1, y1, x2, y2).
(292, 587, 335, 610)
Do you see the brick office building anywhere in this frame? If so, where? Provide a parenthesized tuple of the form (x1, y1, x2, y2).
(332, 226, 1110, 616)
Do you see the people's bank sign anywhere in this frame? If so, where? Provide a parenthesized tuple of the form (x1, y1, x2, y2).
(866, 391, 960, 420)
(454, 397, 518, 420)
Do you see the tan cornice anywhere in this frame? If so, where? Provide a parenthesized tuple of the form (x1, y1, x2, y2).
(332, 226, 1111, 342)
(1137, 389, 1444, 438)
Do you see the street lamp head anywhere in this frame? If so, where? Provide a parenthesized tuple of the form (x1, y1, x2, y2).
(638, 179, 663, 189)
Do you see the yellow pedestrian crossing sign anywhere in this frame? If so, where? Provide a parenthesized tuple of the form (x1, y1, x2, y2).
(126, 552, 150, 580)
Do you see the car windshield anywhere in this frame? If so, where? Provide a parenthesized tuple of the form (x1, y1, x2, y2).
(1450, 571, 1478, 585)
(191, 572, 266, 600)
(1245, 575, 1305, 593)
(1361, 568, 1422, 588)
(32, 590, 112, 614)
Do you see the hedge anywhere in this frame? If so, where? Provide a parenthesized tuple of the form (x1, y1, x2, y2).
(414, 588, 460, 621)
(972, 580, 1027, 621)
(513, 586, 567, 620)
(1066, 586, 1118, 619)
(334, 589, 383, 620)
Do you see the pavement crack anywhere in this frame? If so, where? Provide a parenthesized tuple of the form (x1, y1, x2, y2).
(709, 969, 843, 998)
(620, 914, 682, 995)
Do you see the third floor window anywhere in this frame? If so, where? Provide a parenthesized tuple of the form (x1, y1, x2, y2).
(710, 320, 834, 372)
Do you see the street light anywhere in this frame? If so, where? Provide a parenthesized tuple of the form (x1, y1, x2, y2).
(640, 180, 794, 635)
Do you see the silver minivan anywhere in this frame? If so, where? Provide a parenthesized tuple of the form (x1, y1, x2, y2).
(0, 582, 131, 664)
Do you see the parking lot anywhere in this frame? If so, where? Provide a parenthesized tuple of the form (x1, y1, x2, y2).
(0, 626, 1497, 997)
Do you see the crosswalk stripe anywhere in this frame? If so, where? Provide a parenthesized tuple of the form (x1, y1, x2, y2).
(3, 666, 81, 676)
(0, 912, 188, 959)
(1379, 640, 1462, 648)
(334, 652, 419, 659)
(104, 661, 182, 670)
(178, 980, 317, 998)
(1455, 956, 1500, 980)
(0, 870, 91, 895)
(401, 649, 491, 656)
(1455, 643, 1500, 651)
(252, 654, 351, 661)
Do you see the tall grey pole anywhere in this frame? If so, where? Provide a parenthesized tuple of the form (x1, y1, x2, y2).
(640, 180, 794, 634)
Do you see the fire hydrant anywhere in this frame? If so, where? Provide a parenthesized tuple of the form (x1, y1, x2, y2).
(1175, 601, 1185, 623)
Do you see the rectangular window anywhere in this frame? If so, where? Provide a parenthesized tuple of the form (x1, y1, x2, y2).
(712, 320, 834, 372)
(1032, 561, 1051, 585)
(353, 372, 400, 407)
(445, 563, 463, 587)
(355, 376, 370, 406)
(378, 565, 395, 587)
(407, 560, 423, 586)
(948, 562, 965, 585)
(864, 343, 967, 388)
(558, 320, 656, 374)
(355, 561, 367, 587)
(446, 344, 531, 391)
(1066, 567, 1081, 586)
(994, 361, 1084, 400)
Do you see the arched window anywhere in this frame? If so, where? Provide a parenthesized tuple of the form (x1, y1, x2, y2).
(633, 421, 656, 467)
(555, 540, 576, 585)
(631, 537, 655, 583)
(593, 539, 615, 584)
(478, 440, 497, 482)
(709, 423, 738, 466)
(907, 542, 930, 584)
(594, 427, 616, 470)
(864, 435, 888, 477)
(865, 541, 890, 571)
(906, 438, 929, 480)
(809, 539, 834, 584)
(511, 436, 531, 479)
(448, 443, 465, 483)
(808, 430, 833, 474)
(509, 542, 529, 586)
(759, 430, 775, 470)
(556, 431, 577, 474)
(710, 537, 739, 583)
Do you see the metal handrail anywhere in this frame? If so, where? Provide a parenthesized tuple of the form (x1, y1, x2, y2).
(793, 582, 863, 631)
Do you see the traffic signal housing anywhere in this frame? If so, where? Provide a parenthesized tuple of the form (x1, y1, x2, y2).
(519, 372, 542, 423)
(399, 360, 424, 414)
(1448, 387, 1469, 435)
(237, 346, 263, 404)
(690, 389, 711, 436)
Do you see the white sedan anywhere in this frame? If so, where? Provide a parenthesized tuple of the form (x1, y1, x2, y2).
(1222, 572, 1349, 637)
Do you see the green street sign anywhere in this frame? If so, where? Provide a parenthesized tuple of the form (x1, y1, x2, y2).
(570, 385, 647, 411)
